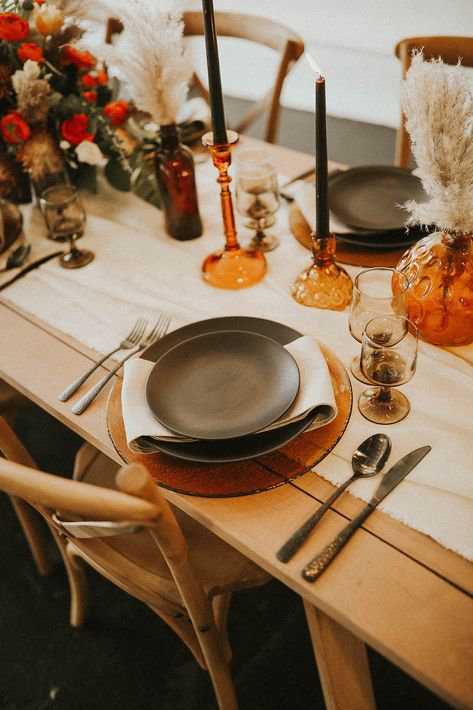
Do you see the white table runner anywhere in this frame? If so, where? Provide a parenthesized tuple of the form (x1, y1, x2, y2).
(2, 159, 472, 562)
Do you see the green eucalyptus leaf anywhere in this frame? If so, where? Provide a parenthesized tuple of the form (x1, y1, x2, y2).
(104, 158, 131, 192)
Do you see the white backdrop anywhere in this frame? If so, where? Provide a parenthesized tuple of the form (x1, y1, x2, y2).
(185, 0, 473, 128)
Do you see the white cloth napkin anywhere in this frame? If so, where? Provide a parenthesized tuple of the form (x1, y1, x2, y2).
(293, 180, 354, 234)
(121, 335, 338, 452)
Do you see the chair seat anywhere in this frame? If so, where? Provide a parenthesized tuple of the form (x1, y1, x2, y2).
(72, 444, 270, 607)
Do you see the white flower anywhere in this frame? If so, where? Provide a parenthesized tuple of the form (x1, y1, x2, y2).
(60, 140, 71, 150)
(23, 60, 41, 81)
(12, 61, 41, 95)
(75, 140, 107, 166)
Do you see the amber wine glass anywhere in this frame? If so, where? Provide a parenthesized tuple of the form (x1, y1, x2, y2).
(235, 148, 280, 252)
(40, 185, 93, 269)
(358, 315, 418, 424)
(349, 268, 409, 382)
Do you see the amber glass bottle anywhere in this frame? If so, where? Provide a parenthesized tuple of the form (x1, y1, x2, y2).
(154, 123, 202, 240)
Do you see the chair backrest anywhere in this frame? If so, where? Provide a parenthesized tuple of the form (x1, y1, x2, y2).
(182, 11, 304, 144)
(394, 36, 473, 168)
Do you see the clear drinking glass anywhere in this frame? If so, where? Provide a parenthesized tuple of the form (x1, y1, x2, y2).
(39, 185, 93, 269)
(358, 315, 418, 424)
(348, 267, 409, 382)
(235, 148, 280, 252)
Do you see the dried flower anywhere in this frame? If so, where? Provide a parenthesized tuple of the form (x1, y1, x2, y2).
(33, 4, 64, 36)
(18, 129, 65, 180)
(108, 0, 191, 125)
(401, 52, 473, 235)
(0, 63, 12, 100)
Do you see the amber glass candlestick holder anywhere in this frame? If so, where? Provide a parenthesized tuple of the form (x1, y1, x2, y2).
(292, 231, 353, 310)
(201, 131, 266, 289)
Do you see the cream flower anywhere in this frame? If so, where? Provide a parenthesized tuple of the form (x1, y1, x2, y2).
(75, 140, 107, 166)
(34, 4, 64, 36)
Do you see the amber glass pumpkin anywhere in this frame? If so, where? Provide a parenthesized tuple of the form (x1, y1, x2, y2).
(395, 231, 473, 346)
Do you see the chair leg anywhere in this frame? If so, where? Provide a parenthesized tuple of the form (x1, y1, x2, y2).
(48, 526, 89, 627)
(9, 495, 54, 576)
(303, 599, 376, 710)
(197, 623, 238, 710)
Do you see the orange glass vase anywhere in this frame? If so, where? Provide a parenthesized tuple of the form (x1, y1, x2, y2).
(395, 230, 473, 346)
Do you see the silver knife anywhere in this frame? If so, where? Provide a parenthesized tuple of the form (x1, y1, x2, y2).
(301, 445, 431, 582)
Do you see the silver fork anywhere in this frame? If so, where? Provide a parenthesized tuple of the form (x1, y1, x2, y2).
(58, 318, 148, 402)
(71, 315, 171, 415)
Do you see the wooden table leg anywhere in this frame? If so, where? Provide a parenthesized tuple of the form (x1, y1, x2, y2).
(303, 599, 376, 710)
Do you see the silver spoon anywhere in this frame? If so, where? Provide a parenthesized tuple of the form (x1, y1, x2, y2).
(0, 244, 31, 272)
(276, 433, 392, 563)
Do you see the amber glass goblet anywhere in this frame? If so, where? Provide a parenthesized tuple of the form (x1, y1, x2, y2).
(201, 131, 266, 289)
(349, 267, 409, 382)
(235, 148, 280, 252)
(40, 185, 93, 269)
(358, 315, 418, 424)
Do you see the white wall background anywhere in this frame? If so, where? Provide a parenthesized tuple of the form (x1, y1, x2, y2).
(185, 0, 473, 128)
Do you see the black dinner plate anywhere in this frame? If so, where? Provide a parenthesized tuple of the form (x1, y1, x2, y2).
(329, 166, 427, 232)
(145, 330, 300, 440)
(139, 317, 334, 463)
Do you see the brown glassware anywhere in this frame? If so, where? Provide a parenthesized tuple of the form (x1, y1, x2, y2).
(154, 123, 203, 241)
(395, 230, 473, 346)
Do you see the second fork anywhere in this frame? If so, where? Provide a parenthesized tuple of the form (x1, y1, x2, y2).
(71, 315, 171, 415)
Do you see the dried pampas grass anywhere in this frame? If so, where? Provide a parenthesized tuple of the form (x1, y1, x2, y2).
(402, 51, 473, 235)
(106, 0, 191, 126)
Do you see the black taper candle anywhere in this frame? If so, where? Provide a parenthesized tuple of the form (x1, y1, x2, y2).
(315, 75, 330, 237)
(201, 0, 227, 145)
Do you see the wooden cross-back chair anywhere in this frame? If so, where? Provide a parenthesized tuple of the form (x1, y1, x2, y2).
(0, 416, 270, 709)
(394, 35, 473, 168)
(105, 13, 304, 144)
(182, 11, 304, 144)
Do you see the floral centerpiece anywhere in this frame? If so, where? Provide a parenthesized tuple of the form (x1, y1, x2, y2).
(0, 0, 131, 202)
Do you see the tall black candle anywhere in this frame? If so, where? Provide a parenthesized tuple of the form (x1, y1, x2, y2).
(315, 74, 330, 237)
(201, 0, 227, 145)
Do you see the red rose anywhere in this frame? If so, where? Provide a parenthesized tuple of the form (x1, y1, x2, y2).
(81, 70, 108, 88)
(0, 13, 29, 42)
(103, 100, 129, 126)
(61, 45, 96, 70)
(61, 114, 95, 145)
(0, 111, 31, 143)
(82, 91, 97, 102)
(17, 42, 44, 64)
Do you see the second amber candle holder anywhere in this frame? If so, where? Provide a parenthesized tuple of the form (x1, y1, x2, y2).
(292, 231, 353, 310)
(201, 131, 266, 289)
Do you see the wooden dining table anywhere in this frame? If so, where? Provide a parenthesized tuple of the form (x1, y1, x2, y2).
(0, 137, 472, 710)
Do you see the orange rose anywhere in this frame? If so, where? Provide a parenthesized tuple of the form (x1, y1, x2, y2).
(61, 114, 95, 145)
(0, 111, 31, 143)
(17, 42, 44, 64)
(103, 100, 129, 126)
(82, 70, 108, 88)
(0, 13, 29, 42)
(82, 91, 97, 102)
(61, 45, 96, 70)
(33, 5, 64, 35)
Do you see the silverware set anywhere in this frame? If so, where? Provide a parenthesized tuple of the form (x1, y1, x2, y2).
(277, 437, 431, 581)
(59, 315, 170, 415)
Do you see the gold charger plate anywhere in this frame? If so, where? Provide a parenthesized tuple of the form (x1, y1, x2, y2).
(107, 320, 352, 497)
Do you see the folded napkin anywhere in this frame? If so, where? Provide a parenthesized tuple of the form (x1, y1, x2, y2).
(122, 335, 338, 453)
(293, 181, 354, 235)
